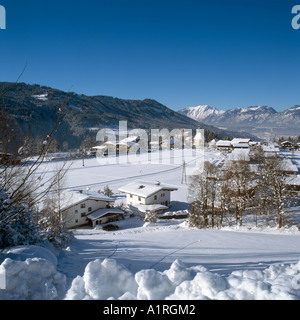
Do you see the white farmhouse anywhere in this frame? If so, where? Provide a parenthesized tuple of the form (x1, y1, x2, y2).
(118, 181, 178, 209)
(57, 189, 123, 229)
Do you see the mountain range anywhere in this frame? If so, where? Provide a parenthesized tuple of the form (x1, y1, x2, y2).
(178, 105, 300, 139)
(0, 82, 252, 151)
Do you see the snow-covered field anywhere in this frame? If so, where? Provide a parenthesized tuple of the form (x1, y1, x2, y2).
(1, 148, 300, 300)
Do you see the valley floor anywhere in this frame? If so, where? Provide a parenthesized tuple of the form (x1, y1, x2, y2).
(2, 148, 300, 300)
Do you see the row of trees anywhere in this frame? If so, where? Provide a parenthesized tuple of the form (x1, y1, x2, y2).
(188, 148, 295, 229)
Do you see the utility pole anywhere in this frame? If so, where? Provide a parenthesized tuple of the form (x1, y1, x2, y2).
(181, 160, 187, 184)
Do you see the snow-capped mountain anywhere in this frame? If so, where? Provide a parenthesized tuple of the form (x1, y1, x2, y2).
(178, 105, 300, 138)
(179, 105, 225, 121)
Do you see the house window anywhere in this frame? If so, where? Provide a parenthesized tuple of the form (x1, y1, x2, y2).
(154, 195, 157, 200)
(138, 196, 141, 201)
(75, 219, 78, 223)
(81, 212, 86, 217)
(88, 207, 92, 212)
(75, 209, 78, 214)
(130, 194, 133, 198)
(80, 203, 86, 209)
(161, 193, 165, 197)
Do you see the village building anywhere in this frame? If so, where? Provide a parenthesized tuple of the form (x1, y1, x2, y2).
(87, 208, 124, 227)
(231, 143, 250, 149)
(58, 189, 124, 229)
(118, 181, 178, 209)
(216, 138, 254, 152)
(91, 145, 108, 156)
(286, 176, 300, 194)
(262, 145, 280, 157)
(281, 159, 298, 176)
(281, 141, 294, 150)
(226, 149, 250, 162)
(216, 140, 232, 151)
(249, 141, 259, 147)
(231, 138, 251, 150)
(92, 135, 141, 156)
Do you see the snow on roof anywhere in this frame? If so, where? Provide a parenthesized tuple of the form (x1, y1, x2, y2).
(231, 138, 251, 144)
(286, 175, 300, 186)
(216, 140, 232, 147)
(92, 145, 108, 150)
(281, 159, 298, 173)
(226, 149, 250, 161)
(120, 136, 139, 144)
(88, 208, 124, 221)
(60, 190, 114, 211)
(262, 146, 280, 152)
(129, 204, 169, 213)
(118, 181, 178, 198)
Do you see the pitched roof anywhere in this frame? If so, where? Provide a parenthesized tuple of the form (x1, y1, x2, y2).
(88, 208, 124, 221)
(216, 140, 232, 147)
(129, 204, 168, 213)
(231, 138, 251, 144)
(60, 190, 114, 211)
(281, 159, 298, 173)
(118, 181, 178, 198)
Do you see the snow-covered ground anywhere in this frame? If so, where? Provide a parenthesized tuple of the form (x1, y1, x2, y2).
(1, 148, 300, 300)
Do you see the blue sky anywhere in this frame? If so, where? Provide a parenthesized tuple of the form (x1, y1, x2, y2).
(0, 0, 300, 111)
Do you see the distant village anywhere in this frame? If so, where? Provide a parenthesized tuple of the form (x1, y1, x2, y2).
(1, 130, 299, 230)
(20, 132, 297, 230)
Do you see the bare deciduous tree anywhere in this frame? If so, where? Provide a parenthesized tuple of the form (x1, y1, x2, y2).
(224, 160, 253, 226)
(188, 162, 219, 228)
(258, 157, 291, 228)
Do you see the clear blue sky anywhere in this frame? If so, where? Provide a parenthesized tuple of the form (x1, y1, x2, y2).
(1, 0, 300, 111)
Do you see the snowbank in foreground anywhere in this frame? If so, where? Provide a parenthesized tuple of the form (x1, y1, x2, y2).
(66, 258, 300, 300)
(0, 247, 66, 300)
(0, 245, 58, 266)
(1, 249, 300, 300)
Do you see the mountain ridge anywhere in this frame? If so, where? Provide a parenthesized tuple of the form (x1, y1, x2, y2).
(0, 82, 255, 151)
(179, 104, 300, 138)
